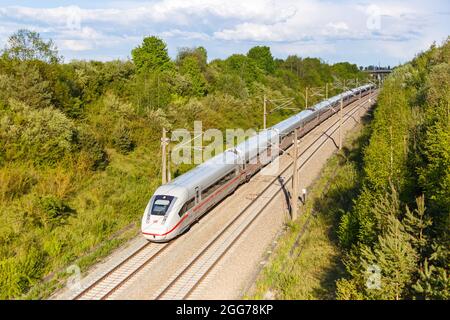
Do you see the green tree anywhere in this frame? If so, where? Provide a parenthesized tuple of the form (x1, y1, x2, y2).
(247, 46, 275, 74)
(336, 39, 449, 300)
(403, 196, 432, 254)
(179, 55, 207, 97)
(331, 62, 362, 81)
(337, 214, 418, 300)
(1, 29, 60, 63)
(177, 46, 207, 70)
(223, 54, 263, 84)
(413, 243, 449, 299)
(0, 62, 53, 109)
(127, 72, 174, 111)
(214, 73, 248, 99)
(131, 36, 173, 73)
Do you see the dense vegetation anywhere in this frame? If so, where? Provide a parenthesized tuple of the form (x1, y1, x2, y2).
(249, 125, 372, 299)
(336, 39, 449, 299)
(249, 39, 448, 301)
(0, 30, 366, 299)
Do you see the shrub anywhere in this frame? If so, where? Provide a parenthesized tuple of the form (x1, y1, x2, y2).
(0, 62, 53, 110)
(74, 128, 109, 170)
(112, 125, 136, 154)
(0, 99, 77, 166)
(36, 195, 73, 228)
(213, 73, 248, 99)
(0, 245, 46, 299)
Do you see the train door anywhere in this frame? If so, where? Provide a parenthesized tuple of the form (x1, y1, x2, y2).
(193, 186, 201, 220)
(299, 121, 305, 137)
(195, 186, 200, 204)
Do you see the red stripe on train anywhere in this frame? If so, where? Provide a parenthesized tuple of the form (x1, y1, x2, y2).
(142, 173, 245, 237)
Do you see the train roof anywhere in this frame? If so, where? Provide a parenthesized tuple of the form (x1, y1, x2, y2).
(271, 109, 315, 136)
(234, 129, 279, 162)
(153, 183, 189, 199)
(157, 84, 374, 198)
(165, 150, 239, 198)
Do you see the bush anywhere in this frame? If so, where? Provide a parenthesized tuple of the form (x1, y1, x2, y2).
(36, 195, 73, 227)
(0, 99, 77, 166)
(112, 125, 136, 154)
(213, 73, 248, 99)
(0, 245, 46, 299)
(74, 128, 109, 170)
(0, 62, 53, 110)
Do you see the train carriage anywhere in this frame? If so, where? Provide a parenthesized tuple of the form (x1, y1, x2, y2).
(142, 84, 375, 241)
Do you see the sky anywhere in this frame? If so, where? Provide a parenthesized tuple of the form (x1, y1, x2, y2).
(0, 0, 448, 67)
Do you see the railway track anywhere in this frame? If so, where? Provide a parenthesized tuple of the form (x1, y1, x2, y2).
(153, 92, 377, 300)
(69, 92, 377, 300)
(73, 242, 172, 300)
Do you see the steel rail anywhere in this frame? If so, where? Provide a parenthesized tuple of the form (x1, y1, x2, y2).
(72, 91, 376, 300)
(155, 92, 377, 300)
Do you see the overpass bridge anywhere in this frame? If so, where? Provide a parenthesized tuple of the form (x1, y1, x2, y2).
(364, 69, 392, 83)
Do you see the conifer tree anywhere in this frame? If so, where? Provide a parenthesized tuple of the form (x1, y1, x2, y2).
(403, 195, 432, 254)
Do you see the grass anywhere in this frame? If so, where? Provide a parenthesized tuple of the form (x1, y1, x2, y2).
(0, 116, 276, 299)
(0, 93, 371, 300)
(247, 112, 373, 300)
(0, 103, 298, 299)
(0, 143, 163, 299)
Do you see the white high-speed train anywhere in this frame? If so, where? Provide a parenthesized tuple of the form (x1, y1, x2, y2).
(142, 84, 375, 241)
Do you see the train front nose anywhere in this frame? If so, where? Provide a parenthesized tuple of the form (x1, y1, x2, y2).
(142, 216, 169, 241)
(141, 193, 180, 242)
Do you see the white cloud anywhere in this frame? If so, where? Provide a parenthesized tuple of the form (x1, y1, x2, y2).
(1, 1, 296, 27)
(326, 22, 349, 31)
(160, 29, 210, 41)
(214, 23, 296, 42)
(60, 27, 103, 40)
(272, 41, 337, 57)
(0, 0, 447, 65)
(60, 39, 93, 51)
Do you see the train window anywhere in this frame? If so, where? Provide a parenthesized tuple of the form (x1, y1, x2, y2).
(179, 198, 195, 217)
(186, 198, 195, 210)
(202, 170, 236, 199)
(151, 195, 175, 216)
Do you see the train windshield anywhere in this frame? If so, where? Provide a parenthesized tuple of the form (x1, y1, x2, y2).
(151, 195, 176, 216)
